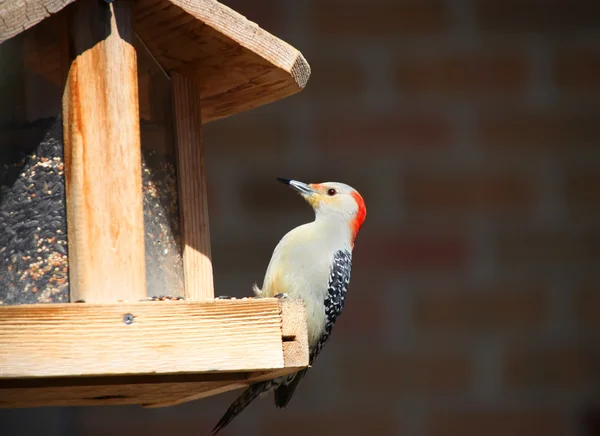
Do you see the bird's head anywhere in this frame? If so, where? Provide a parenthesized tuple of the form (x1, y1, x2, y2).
(278, 177, 367, 242)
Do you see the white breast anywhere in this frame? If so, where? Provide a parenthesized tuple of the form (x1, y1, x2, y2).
(254, 221, 351, 348)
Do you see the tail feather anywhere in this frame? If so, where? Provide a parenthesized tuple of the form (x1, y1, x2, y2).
(212, 381, 273, 435)
(273, 368, 308, 408)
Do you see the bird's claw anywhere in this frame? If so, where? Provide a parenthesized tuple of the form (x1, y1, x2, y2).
(274, 293, 290, 300)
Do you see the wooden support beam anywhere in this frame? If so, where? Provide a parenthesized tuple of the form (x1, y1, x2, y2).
(136, 0, 310, 123)
(141, 302, 309, 408)
(63, 0, 146, 303)
(172, 73, 214, 300)
(0, 299, 309, 408)
(1, 0, 311, 124)
(0, 299, 307, 378)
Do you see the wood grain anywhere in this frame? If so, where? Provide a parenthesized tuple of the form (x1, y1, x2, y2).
(0, 380, 241, 408)
(0, 369, 308, 408)
(281, 299, 310, 368)
(0, 372, 282, 408)
(0, 0, 76, 43)
(0, 299, 308, 378)
(172, 73, 214, 301)
(135, 0, 310, 122)
(141, 382, 246, 408)
(63, 0, 146, 303)
(141, 302, 310, 408)
(141, 368, 305, 409)
(0, 299, 309, 408)
(1, 0, 310, 123)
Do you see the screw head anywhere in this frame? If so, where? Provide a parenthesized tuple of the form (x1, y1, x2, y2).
(123, 313, 134, 325)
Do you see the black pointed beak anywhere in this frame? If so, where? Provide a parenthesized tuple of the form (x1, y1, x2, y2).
(277, 177, 317, 195)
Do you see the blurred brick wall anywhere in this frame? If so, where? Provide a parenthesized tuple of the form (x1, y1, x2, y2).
(200, 2, 600, 434)
(4, 1, 599, 435)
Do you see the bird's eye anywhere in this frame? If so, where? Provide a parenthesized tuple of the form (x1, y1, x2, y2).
(327, 188, 337, 196)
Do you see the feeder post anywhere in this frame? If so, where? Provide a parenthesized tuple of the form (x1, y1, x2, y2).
(62, 0, 146, 303)
(172, 72, 214, 300)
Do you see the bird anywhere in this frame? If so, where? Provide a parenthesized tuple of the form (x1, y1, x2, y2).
(212, 177, 367, 434)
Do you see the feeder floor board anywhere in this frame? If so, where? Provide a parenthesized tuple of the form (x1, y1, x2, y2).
(0, 299, 308, 408)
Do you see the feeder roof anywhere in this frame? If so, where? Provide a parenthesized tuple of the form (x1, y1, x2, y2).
(0, 0, 310, 122)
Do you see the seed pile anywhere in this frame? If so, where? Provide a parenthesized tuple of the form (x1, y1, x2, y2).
(141, 148, 184, 298)
(0, 118, 186, 304)
(0, 117, 69, 305)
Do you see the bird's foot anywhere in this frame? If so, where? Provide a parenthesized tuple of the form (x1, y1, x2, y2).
(274, 293, 290, 300)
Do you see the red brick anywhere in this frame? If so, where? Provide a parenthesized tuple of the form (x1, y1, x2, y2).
(566, 171, 600, 216)
(504, 345, 600, 390)
(316, 112, 454, 151)
(334, 273, 385, 337)
(341, 351, 472, 394)
(495, 228, 600, 271)
(404, 171, 535, 216)
(203, 113, 287, 156)
(395, 52, 528, 97)
(427, 409, 567, 436)
(479, 110, 600, 151)
(259, 412, 397, 436)
(75, 408, 218, 436)
(573, 285, 600, 329)
(555, 50, 600, 91)
(355, 231, 469, 273)
(414, 287, 549, 333)
(583, 405, 600, 436)
(308, 57, 366, 97)
(475, 0, 600, 34)
(315, 0, 449, 37)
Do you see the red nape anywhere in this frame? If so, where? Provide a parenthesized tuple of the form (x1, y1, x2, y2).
(350, 191, 367, 243)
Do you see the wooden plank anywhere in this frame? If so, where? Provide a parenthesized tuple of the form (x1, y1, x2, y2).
(142, 365, 308, 409)
(0, 299, 309, 378)
(141, 382, 245, 408)
(0, 373, 254, 408)
(2, 0, 310, 123)
(281, 300, 310, 368)
(172, 73, 214, 301)
(0, 299, 309, 408)
(0, 369, 308, 408)
(0, 380, 239, 408)
(135, 0, 310, 122)
(63, 0, 146, 303)
(0, 0, 76, 43)
(141, 304, 310, 408)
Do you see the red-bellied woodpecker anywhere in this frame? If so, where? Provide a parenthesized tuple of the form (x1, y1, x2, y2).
(212, 177, 367, 434)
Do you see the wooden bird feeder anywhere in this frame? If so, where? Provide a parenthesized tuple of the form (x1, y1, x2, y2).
(0, 0, 310, 408)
